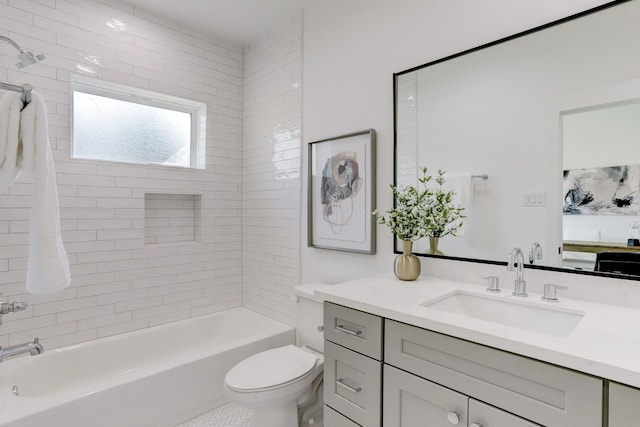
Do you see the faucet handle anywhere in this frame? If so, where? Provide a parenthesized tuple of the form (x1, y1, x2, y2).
(12, 302, 27, 312)
(0, 301, 28, 326)
(482, 275, 500, 293)
(542, 284, 568, 302)
(0, 301, 27, 314)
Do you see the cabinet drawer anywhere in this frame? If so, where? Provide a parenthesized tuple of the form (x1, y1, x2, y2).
(385, 320, 602, 427)
(324, 340, 381, 427)
(324, 405, 361, 427)
(324, 302, 383, 360)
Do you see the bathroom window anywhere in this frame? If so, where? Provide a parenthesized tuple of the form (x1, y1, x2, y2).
(71, 74, 206, 169)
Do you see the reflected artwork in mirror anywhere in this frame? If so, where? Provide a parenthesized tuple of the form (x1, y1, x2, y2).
(394, 0, 640, 278)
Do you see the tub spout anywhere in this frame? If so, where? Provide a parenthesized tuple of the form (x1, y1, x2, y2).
(29, 337, 44, 356)
(0, 337, 44, 362)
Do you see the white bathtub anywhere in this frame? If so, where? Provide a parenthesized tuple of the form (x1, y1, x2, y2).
(0, 307, 294, 427)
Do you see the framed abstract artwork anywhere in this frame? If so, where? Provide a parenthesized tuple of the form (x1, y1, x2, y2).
(308, 129, 376, 254)
(564, 165, 640, 215)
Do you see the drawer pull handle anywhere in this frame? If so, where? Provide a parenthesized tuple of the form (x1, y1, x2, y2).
(470, 423, 482, 427)
(335, 324, 363, 336)
(336, 378, 362, 393)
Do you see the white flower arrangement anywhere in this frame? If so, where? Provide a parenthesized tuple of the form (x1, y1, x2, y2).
(373, 167, 465, 241)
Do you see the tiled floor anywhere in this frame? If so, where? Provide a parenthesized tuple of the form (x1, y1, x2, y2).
(176, 403, 254, 427)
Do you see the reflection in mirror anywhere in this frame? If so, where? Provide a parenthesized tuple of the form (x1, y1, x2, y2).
(562, 101, 640, 271)
(394, 0, 640, 277)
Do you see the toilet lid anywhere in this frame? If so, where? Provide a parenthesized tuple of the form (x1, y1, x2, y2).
(225, 345, 318, 391)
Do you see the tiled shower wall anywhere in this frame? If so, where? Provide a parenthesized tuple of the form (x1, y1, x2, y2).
(0, 0, 245, 349)
(242, 15, 302, 326)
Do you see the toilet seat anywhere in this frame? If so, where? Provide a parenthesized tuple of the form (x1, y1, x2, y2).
(225, 345, 319, 393)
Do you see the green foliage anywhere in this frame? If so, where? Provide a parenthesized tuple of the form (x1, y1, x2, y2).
(373, 167, 466, 240)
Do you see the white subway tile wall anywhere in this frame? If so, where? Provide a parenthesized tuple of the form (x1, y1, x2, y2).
(144, 193, 203, 245)
(396, 72, 418, 188)
(242, 15, 303, 326)
(0, 0, 246, 349)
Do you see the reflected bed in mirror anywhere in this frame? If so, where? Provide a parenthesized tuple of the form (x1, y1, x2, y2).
(394, 0, 640, 278)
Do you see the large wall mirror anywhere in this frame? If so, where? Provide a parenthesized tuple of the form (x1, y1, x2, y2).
(394, 0, 640, 278)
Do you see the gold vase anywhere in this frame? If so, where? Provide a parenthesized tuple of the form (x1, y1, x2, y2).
(427, 236, 444, 255)
(394, 240, 421, 281)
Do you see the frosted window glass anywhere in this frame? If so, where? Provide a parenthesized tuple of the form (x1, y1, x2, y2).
(73, 92, 192, 167)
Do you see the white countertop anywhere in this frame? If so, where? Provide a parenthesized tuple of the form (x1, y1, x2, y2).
(315, 273, 640, 388)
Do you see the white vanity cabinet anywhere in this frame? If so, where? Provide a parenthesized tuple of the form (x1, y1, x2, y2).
(608, 382, 640, 427)
(323, 302, 383, 427)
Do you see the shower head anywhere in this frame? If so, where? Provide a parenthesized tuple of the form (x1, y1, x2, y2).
(15, 49, 46, 69)
(0, 35, 46, 68)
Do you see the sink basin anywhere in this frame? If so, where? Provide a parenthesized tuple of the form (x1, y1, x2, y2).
(420, 291, 584, 337)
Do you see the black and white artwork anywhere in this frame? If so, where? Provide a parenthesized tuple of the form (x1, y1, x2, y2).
(563, 165, 640, 215)
(308, 129, 376, 253)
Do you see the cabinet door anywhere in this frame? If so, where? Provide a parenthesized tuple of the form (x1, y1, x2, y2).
(609, 382, 640, 427)
(469, 399, 542, 427)
(384, 365, 468, 427)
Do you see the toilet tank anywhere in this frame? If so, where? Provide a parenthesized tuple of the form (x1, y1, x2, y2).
(294, 283, 331, 353)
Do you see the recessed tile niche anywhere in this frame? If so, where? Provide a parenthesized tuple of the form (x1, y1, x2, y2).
(144, 193, 203, 246)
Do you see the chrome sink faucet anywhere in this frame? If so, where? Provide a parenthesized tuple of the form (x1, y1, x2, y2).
(507, 247, 527, 297)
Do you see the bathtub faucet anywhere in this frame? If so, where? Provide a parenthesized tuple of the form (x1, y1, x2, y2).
(0, 337, 44, 363)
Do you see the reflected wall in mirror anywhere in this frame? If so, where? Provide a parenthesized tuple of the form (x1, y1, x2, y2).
(394, 0, 640, 277)
(562, 101, 640, 271)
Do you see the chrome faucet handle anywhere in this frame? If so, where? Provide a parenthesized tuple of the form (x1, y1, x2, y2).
(0, 300, 28, 326)
(483, 275, 500, 293)
(0, 301, 28, 314)
(13, 302, 27, 311)
(542, 284, 568, 302)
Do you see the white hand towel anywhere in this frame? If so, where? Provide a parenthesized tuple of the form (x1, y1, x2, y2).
(443, 173, 472, 236)
(0, 92, 23, 186)
(18, 91, 70, 294)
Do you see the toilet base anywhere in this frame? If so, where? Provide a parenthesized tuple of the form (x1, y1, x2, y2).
(254, 399, 298, 427)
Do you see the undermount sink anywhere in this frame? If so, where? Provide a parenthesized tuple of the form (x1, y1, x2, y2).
(420, 291, 584, 337)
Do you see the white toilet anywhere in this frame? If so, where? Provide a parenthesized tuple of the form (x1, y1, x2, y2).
(224, 283, 328, 427)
